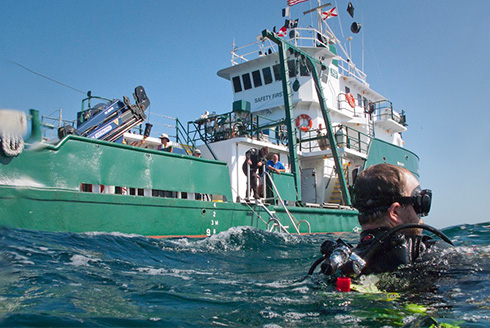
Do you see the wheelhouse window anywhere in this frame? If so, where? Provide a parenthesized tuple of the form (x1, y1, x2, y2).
(252, 70, 262, 87)
(300, 61, 310, 76)
(321, 70, 328, 83)
(273, 64, 282, 81)
(232, 76, 242, 93)
(287, 60, 297, 78)
(345, 86, 351, 94)
(242, 73, 252, 90)
(262, 67, 273, 84)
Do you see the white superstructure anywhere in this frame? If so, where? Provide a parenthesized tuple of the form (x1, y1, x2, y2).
(197, 2, 410, 205)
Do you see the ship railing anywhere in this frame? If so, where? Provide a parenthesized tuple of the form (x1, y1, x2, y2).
(336, 58, 367, 86)
(231, 27, 367, 85)
(129, 112, 198, 156)
(40, 115, 76, 139)
(337, 92, 363, 116)
(289, 27, 367, 85)
(131, 110, 288, 159)
(186, 111, 287, 147)
(231, 38, 278, 65)
(299, 124, 371, 154)
(371, 100, 407, 126)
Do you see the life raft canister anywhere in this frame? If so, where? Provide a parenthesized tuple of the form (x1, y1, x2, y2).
(345, 93, 356, 108)
(295, 114, 313, 132)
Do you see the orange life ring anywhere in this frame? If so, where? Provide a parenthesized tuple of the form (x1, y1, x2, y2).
(345, 93, 356, 108)
(295, 114, 313, 132)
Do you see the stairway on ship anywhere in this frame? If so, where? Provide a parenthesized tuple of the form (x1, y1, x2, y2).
(327, 164, 349, 205)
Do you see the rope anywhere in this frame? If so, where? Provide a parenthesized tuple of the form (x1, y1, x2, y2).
(1, 132, 24, 157)
(3, 58, 85, 95)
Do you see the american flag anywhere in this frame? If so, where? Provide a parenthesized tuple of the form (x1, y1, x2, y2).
(287, 0, 308, 7)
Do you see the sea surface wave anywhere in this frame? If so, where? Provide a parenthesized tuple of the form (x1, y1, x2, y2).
(1, 222, 489, 327)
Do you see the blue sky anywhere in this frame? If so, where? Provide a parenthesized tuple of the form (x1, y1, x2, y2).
(1, 0, 489, 228)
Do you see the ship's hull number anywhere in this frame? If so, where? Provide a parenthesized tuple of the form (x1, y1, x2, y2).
(206, 212, 219, 236)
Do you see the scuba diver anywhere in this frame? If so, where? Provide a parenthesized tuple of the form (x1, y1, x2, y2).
(309, 163, 454, 285)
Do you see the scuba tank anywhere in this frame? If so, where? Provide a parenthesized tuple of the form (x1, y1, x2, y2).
(308, 223, 454, 290)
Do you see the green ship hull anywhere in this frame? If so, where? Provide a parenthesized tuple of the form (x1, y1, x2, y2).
(1, 15, 421, 237)
(0, 134, 359, 237)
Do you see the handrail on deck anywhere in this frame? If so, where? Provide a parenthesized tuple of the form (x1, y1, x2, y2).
(263, 171, 301, 234)
(186, 110, 287, 146)
(231, 27, 367, 85)
(300, 124, 372, 154)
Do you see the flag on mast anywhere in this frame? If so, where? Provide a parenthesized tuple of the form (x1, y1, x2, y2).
(321, 7, 338, 20)
(347, 2, 354, 18)
(277, 25, 288, 37)
(282, 7, 290, 17)
(287, 0, 308, 7)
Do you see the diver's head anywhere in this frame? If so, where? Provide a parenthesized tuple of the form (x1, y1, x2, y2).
(352, 164, 431, 234)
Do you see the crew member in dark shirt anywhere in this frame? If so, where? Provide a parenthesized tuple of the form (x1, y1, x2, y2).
(242, 147, 269, 200)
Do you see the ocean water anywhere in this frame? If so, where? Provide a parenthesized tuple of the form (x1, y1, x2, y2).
(1, 223, 489, 327)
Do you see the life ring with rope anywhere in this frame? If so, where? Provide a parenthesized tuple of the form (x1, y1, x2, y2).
(345, 93, 356, 108)
(295, 114, 313, 132)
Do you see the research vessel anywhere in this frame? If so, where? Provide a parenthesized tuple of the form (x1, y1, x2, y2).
(0, 2, 417, 237)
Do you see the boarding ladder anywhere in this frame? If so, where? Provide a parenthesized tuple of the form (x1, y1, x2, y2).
(368, 117, 375, 138)
(259, 172, 311, 234)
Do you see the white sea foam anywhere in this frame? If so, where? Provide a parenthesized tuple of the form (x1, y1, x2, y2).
(333, 314, 361, 324)
(67, 254, 100, 267)
(82, 231, 144, 238)
(284, 311, 319, 320)
(149, 318, 161, 322)
(260, 307, 281, 319)
(0, 176, 45, 188)
(291, 286, 309, 294)
(135, 267, 192, 280)
(8, 252, 34, 265)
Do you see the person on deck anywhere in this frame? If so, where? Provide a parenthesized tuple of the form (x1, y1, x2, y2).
(158, 133, 173, 153)
(242, 146, 269, 200)
(258, 153, 286, 198)
(193, 149, 202, 157)
(347, 163, 451, 275)
(265, 153, 286, 175)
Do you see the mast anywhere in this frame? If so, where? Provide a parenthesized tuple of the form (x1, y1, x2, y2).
(266, 31, 302, 203)
(262, 29, 352, 206)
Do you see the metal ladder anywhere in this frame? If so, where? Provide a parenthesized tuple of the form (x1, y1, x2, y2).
(260, 172, 311, 234)
(254, 202, 291, 234)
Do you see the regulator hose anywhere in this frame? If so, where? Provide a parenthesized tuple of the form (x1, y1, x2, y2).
(361, 223, 454, 265)
(308, 223, 454, 276)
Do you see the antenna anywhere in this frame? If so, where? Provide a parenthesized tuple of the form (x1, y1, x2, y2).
(346, 36, 353, 61)
(361, 13, 365, 72)
(303, 2, 331, 15)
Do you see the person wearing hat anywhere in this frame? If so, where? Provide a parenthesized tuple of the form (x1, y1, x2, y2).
(192, 149, 202, 158)
(158, 133, 173, 153)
